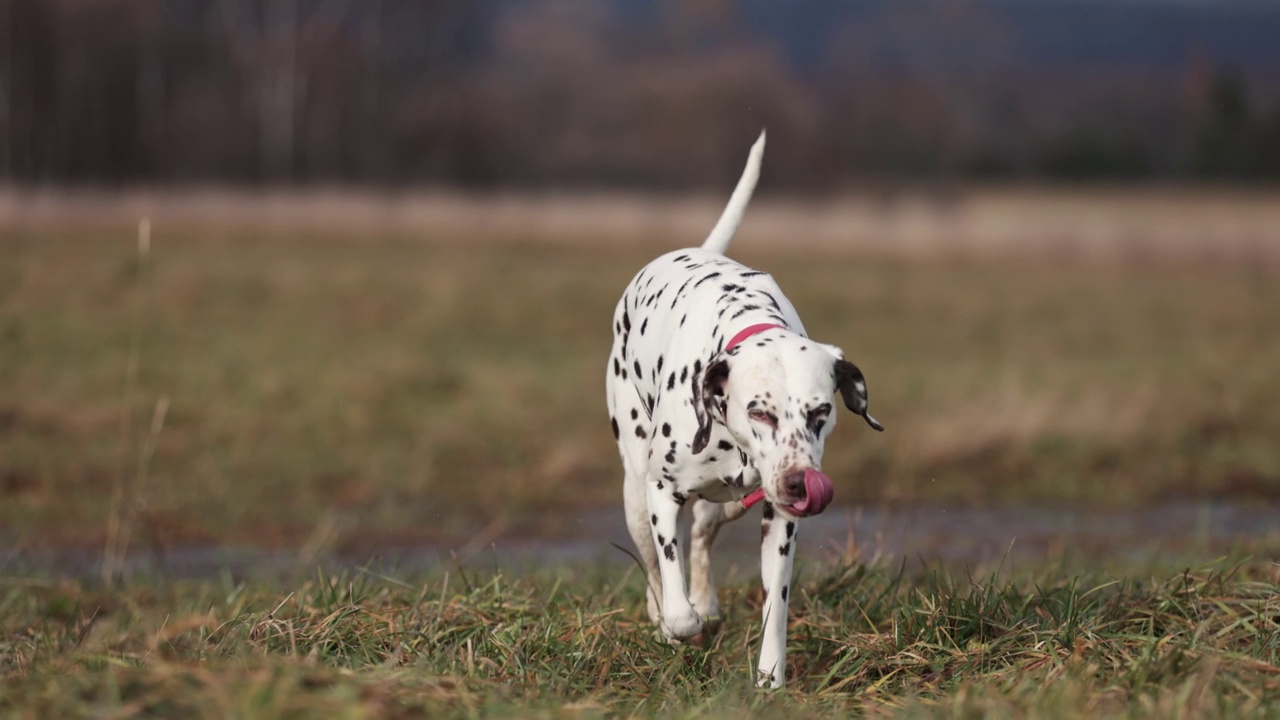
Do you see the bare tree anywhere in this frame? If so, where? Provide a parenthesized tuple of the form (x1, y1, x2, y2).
(218, 0, 348, 181)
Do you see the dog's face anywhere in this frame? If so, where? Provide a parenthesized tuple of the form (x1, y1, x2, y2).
(692, 338, 882, 516)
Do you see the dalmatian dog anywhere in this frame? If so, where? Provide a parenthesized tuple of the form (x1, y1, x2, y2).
(605, 131, 884, 688)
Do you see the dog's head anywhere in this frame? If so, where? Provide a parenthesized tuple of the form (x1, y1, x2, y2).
(692, 332, 883, 517)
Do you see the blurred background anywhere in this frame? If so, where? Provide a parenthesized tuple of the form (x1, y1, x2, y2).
(1, 0, 1278, 576)
(4, 0, 1280, 187)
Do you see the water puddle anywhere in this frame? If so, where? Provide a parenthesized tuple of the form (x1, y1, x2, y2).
(4, 502, 1277, 581)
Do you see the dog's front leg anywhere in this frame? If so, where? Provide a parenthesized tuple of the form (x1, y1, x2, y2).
(757, 503, 797, 688)
(647, 478, 702, 640)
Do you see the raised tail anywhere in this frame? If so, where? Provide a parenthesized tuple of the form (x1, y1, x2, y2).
(700, 130, 766, 255)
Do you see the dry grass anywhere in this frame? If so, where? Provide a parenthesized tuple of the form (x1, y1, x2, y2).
(4, 186, 1280, 263)
(1, 555, 1277, 717)
(0, 190, 1278, 552)
(2, 189, 1279, 715)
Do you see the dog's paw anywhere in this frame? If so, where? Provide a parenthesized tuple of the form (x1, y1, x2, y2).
(661, 610, 704, 642)
(756, 669, 783, 689)
(687, 616, 722, 648)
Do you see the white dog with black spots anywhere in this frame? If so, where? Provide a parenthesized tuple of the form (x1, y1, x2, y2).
(605, 131, 885, 688)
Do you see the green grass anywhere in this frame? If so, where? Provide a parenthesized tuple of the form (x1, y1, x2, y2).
(2, 555, 1278, 718)
(2, 220, 1278, 548)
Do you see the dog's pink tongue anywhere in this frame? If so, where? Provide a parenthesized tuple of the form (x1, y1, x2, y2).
(788, 470, 834, 516)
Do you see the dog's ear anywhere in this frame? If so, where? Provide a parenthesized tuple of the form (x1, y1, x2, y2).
(691, 357, 731, 453)
(834, 358, 885, 432)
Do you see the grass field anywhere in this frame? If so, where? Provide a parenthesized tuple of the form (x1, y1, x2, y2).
(2, 191, 1279, 548)
(2, 556, 1278, 717)
(1, 189, 1279, 716)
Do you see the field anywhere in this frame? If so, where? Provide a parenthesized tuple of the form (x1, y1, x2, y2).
(2, 559, 1278, 717)
(1, 188, 1279, 717)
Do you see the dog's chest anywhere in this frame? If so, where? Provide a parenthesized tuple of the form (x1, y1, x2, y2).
(668, 435, 758, 502)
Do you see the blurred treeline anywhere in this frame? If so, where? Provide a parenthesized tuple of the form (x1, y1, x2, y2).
(3, 0, 1280, 189)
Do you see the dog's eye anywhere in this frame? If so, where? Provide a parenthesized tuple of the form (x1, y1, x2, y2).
(807, 404, 832, 432)
(748, 408, 777, 427)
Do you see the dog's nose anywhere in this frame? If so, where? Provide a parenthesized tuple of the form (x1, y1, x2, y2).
(782, 470, 807, 501)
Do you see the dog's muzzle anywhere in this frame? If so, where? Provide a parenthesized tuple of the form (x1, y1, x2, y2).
(781, 469, 834, 517)
(741, 468, 834, 517)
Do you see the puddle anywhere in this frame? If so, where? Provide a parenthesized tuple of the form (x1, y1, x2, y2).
(4, 501, 1277, 581)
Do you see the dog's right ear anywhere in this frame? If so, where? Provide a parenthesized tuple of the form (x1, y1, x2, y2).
(691, 357, 731, 454)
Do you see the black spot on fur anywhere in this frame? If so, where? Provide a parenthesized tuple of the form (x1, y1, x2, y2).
(651, 514, 657, 525)
(672, 491, 687, 505)
(779, 542, 791, 556)
(633, 360, 642, 377)
(634, 426, 647, 439)
(717, 440, 734, 451)
(630, 408, 638, 420)
(781, 585, 789, 601)
(664, 543, 676, 561)
(694, 272, 722, 288)
(662, 423, 671, 437)
(611, 417, 619, 439)
(786, 522, 796, 539)
(657, 534, 665, 546)
(622, 312, 631, 332)
(613, 358, 621, 375)
(667, 372, 676, 391)
(640, 318, 648, 335)
(762, 503, 775, 520)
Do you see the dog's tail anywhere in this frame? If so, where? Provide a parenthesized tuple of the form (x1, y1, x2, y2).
(700, 130, 765, 256)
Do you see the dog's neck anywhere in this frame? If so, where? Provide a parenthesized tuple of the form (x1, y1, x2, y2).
(724, 323, 784, 354)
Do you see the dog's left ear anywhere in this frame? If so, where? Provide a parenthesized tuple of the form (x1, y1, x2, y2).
(691, 357, 731, 453)
(825, 345, 884, 432)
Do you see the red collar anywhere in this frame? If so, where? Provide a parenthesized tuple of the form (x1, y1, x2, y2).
(724, 322, 783, 510)
(725, 323, 784, 353)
